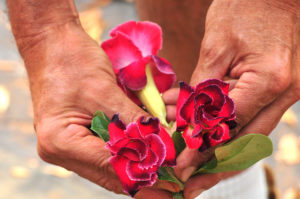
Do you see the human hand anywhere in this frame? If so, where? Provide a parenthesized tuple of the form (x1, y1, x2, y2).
(164, 0, 300, 198)
(7, 1, 178, 198)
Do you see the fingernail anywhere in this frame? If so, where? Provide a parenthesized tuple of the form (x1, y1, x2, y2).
(190, 189, 205, 199)
(181, 166, 196, 182)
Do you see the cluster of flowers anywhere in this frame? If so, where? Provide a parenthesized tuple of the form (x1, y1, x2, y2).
(101, 21, 236, 196)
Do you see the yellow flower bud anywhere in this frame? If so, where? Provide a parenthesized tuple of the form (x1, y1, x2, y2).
(136, 64, 169, 127)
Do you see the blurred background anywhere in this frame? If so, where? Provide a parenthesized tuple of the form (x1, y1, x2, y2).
(0, 0, 299, 198)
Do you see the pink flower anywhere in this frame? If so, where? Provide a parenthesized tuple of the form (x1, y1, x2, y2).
(176, 79, 236, 149)
(101, 20, 176, 96)
(107, 114, 176, 196)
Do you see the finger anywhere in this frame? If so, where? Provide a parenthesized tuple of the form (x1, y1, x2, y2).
(190, 36, 235, 86)
(162, 88, 180, 105)
(183, 173, 221, 199)
(136, 187, 173, 199)
(183, 171, 241, 199)
(37, 124, 125, 194)
(86, 83, 150, 124)
(174, 147, 214, 182)
(152, 179, 182, 193)
(166, 105, 177, 121)
(237, 85, 299, 137)
(228, 69, 290, 136)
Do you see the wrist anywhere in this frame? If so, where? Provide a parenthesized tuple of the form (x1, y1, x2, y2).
(7, 0, 80, 56)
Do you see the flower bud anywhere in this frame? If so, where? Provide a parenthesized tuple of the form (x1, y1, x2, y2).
(136, 64, 168, 127)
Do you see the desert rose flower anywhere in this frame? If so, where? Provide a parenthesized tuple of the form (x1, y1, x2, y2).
(176, 79, 236, 149)
(101, 21, 176, 126)
(106, 114, 176, 196)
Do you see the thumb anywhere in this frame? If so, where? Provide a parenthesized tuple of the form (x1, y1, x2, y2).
(190, 36, 235, 86)
(86, 83, 150, 125)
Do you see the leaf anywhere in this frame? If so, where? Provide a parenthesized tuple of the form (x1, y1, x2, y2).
(172, 131, 186, 156)
(90, 110, 110, 142)
(195, 134, 273, 174)
(94, 110, 110, 121)
(172, 192, 184, 199)
(200, 158, 217, 170)
(158, 167, 184, 190)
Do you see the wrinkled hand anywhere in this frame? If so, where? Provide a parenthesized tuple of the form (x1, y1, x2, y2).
(27, 25, 178, 198)
(164, 0, 300, 198)
(8, 2, 177, 197)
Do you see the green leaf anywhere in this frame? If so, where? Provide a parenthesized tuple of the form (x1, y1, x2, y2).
(195, 134, 273, 174)
(94, 110, 110, 121)
(172, 192, 184, 199)
(90, 110, 110, 142)
(172, 131, 186, 156)
(158, 167, 184, 190)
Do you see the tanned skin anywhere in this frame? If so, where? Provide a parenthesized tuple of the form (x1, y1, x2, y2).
(7, 0, 300, 198)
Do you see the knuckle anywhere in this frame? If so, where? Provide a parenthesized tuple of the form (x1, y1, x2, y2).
(266, 59, 291, 94)
(36, 123, 60, 163)
(267, 73, 290, 95)
(200, 35, 230, 69)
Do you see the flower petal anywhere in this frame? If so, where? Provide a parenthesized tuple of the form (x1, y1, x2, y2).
(118, 59, 147, 91)
(194, 93, 212, 108)
(106, 138, 128, 155)
(195, 79, 229, 94)
(137, 117, 160, 137)
(110, 21, 162, 57)
(177, 82, 194, 131)
(182, 125, 204, 149)
(118, 147, 141, 162)
(117, 81, 142, 106)
(101, 32, 143, 71)
(139, 148, 159, 170)
(145, 134, 166, 167)
(127, 161, 153, 181)
(125, 123, 142, 139)
(108, 114, 126, 144)
(207, 123, 230, 147)
(199, 85, 225, 110)
(158, 127, 176, 166)
(180, 93, 195, 126)
(199, 109, 224, 128)
(151, 56, 176, 93)
(116, 139, 148, 161)
(218, 95, 235, 118)
(109, 156, 139, 196)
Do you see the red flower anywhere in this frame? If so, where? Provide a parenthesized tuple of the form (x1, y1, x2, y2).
(176, 79, 236, 149)
(101, 21, 176, 97)
(107, 114, 176, 196)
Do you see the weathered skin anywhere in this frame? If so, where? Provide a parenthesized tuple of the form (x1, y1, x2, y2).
(7, 0, 300, 198)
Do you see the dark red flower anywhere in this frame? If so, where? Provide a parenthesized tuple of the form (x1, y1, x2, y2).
(101, 21, 176, 97)
(107, 114, 176, 196)
(176, 79, 236, 149)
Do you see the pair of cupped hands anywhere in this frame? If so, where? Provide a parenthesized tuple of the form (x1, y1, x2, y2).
(15, 0, 300, 198)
